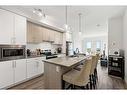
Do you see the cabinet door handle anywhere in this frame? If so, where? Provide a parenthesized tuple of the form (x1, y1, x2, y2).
(38, 62, 39, 67)
(36, 62, 39, 67)
(15, 61, 16, 68)
(12, 61, 14, 68)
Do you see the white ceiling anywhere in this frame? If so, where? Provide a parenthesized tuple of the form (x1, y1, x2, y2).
(1, 6, 126, 36)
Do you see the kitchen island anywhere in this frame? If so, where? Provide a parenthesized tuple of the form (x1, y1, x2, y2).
(43, 55, 87, 89)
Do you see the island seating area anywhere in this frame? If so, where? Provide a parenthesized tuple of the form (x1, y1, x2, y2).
(43, 54, 100, 89)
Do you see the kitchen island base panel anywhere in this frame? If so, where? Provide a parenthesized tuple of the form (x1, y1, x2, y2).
(44, 62, 71, 89)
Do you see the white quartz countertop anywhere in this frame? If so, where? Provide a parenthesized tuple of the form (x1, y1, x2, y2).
(43, 55, 87, 67)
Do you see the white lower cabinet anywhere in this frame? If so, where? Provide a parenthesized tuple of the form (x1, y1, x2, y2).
(26, 57, 44, 79)
(0, 57, 44, 89)
(0, 59, 27, 89)
(0, 61, 14, 89)
(14, 59, 27, 83)
(36, 57, 44, 75)
(26, 58, 38, 78)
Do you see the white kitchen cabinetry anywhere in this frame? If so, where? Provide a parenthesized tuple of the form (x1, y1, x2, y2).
(36, 57, 44, 74)
(0, 9, 14, 44)
(14, 59, 27, 83)
(26, 57, 45, 79)
(26, 58, 38, 78)
(14, 14, 26, 45)
(0, 59, 27, 89)
(0, 61, 14, 89)
(0, 9, 26, 45)
(0, 57, 44, 89)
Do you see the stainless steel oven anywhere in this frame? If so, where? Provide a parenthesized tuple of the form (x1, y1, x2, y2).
(0, 45, 26, 61)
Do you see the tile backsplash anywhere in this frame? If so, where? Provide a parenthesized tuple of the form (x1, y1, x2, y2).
(26, 42, 62, 53)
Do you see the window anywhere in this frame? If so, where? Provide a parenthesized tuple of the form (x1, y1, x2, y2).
(86, 42, 91, 49)
(96, 41, 101, 52)
(86, 42, 91, 53)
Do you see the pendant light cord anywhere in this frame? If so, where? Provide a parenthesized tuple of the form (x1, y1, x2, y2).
(65, 6, 68, 25)
(79, 13, 82, 33)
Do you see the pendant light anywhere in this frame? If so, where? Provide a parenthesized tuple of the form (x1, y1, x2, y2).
(64, 6, 69, 31)
(78, 13, 82, 35)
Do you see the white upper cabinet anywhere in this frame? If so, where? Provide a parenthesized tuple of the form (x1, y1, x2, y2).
(0, 9, 14, 44)
(0, 9, 26, 45)
(14, 14, 26, 45)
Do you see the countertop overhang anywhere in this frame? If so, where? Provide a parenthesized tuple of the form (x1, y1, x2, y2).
(43, 56, 87, 67)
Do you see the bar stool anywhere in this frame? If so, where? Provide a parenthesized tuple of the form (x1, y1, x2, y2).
(89, 55, 97, 89)
(94, 54, 100, 82)
(74, 55, 97, 89)
(74, 56, 91, 71)
(62, 58, 92, 89)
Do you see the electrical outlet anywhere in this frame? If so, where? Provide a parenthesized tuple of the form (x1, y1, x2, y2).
(56, 66, 60, 72)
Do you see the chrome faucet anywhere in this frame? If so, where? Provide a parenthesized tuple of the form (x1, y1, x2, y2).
(75, 48, 79, 57)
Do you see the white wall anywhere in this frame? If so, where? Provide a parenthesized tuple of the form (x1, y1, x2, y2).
(108, 16, 123, 55)
(73, 31, 83, 53)
(108, 13, 127, 82)
(82, 35, 108, 55)
(123, 9, 127, 83)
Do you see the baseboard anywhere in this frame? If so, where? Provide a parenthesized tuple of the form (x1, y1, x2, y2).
(4, 73, 43, 89)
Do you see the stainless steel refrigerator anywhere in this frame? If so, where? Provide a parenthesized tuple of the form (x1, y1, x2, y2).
(66, 41, 73, 56)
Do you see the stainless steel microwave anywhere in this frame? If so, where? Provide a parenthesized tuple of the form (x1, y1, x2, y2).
(0, 45, 26, 61)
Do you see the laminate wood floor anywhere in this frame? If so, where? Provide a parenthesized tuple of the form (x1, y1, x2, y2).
(9, 63, 126, 90)
(97, 64, 126, 89)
